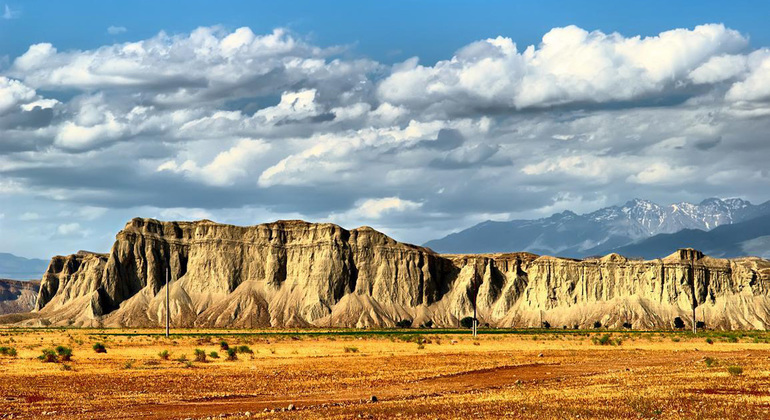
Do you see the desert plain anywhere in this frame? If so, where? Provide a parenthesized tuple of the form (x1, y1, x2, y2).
(0, 328, 769, 419)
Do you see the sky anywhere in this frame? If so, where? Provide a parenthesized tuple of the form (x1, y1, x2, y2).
(1, 1, 770, 259)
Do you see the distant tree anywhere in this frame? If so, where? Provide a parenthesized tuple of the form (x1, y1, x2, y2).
(674, 317, 685, 329)
(395, 319, 412, 328)
(593, 321, 602, 329)
(420, 320, 433, 328)
(542, 321, 551, 329)
(696, 321, 706, 329)
(460, 317, 475, 329)
(622, 322, 632, 329)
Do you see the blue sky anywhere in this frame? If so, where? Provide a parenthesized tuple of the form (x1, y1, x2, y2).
(2, 1, 770, 259)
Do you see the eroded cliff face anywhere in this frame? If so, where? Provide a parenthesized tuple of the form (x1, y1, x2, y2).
(0, 279, 39, 314)
(26, 219, 770, 329)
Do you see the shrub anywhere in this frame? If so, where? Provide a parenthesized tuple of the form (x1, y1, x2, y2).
(158, 350, 170, 360)
(705, 338, 714, 345)
(542, 321, 551, 329)
(92, 343, 107, 353)
(123, 360, 134, 369)
(726, 335, 739, 343)
(417, 344, 425, 350)
(592, 334, 621, 346)
(727, 365, 743, 376)
(236, 345, 253, 354)
(226, 348, 238, 361)
(0, 346, 17, 357)
(343, 346, 359, 353)
(176, 354, 187, 363)
(674, 317, 685, 329)
(460, 317, 475, 329)
(219, 340, 229, 351)
(38, 349, 58, 363)
(208, 351, 219, 359)
(396, 319, 413, 328)
(55, 346, 73, 362)
(421, 320, 433, 328)
(593, 321, 602, 329)
(61, 363, 72, 371)
(704, 357, 715, 367)
(194, 349, 207, 362)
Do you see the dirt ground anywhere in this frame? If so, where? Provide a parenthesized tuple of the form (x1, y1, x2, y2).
(0, 328, 769, 419)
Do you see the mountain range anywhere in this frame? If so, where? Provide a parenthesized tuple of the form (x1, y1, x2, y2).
(424, 198, 770, 258)
(0, 253, 50, 280)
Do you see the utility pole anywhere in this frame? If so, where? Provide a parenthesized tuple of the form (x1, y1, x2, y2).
(165, 265, 170, 338)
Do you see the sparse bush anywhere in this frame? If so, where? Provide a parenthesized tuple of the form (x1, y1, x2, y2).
(704, 357, 715, 367)
(38, 349, 58, 363)
(158, 350, 170, 360)
(236, 345, 253, 354)
(671, 337, 681, 342)
(226, 348, 238, 361)
(194, 349, 207, 362)
(592, 334, 621, 346)
(208, 351, 219, 359)
(727, 365, 743, 376)
(92, 343, 107, 353)
(593, 321, 602, 329)
(176, 354, 187, 363)
(726, 335, 739, 343)
(417, 344, 425, 350)
(61, 363, 72, 371)
(705, 338, 714, 345)
(123, 360, 134, 369)
(460, 317, 475, 329)
(396, 319, 412, 328)
(55, 346, 72, 361)
(0, 346, 17, 357)
(343, 346, 359, 353)
(219, 340, 229, 351)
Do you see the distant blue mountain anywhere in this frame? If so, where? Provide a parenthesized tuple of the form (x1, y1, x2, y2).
(612, 214, 770, 259)
(0, 253, 49, 280)
(424, 198, 770, 258)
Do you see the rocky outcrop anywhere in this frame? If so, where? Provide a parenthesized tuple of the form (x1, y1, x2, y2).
(23, 219, 770, 329)
(0, 278, 39, 314)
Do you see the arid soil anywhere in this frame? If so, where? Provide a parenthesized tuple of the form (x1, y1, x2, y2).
(1, 329, 769, 419)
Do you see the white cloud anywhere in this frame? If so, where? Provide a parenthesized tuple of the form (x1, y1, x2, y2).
(2, 4, 20, 19)
(378, 24, 748, 113)
(158, 138, 270, 186)
(107, 26, 127, 35)
(0, 76, 36, 114)
(19, 212, 40, 221)
(56, 222, 81, 236)
(626, 163, 697, 185)
(354, 197, 422, 219)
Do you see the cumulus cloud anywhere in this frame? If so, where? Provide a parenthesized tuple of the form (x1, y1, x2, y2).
(352, 197, 423, 219)
(378, 24, 748, 114)
(0, 77, 36, 114)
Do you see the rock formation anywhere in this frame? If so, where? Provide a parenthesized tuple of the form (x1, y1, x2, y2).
(19, 218, 770, 329)
(0, 278, 39, 314)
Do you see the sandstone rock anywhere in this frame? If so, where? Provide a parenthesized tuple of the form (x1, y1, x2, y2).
(0, 278, 39, 315)
(19, 218, 770, 329)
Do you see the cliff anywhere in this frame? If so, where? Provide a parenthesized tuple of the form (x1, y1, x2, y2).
(0, 278, 39, 314)
(22, 218, 770, 329)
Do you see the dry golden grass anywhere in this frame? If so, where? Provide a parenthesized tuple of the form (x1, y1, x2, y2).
(0, 328, 769, 419)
